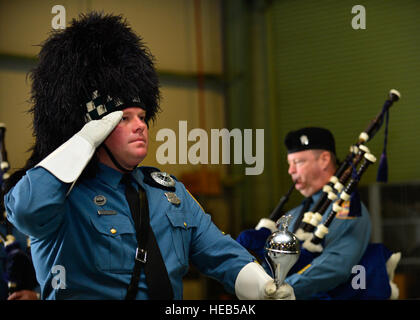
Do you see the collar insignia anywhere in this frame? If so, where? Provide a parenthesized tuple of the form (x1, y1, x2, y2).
(151, 171, 176, 188)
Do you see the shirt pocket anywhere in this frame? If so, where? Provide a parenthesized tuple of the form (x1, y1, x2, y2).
(165, 209, 197, 267)
(89, 213, 137, 273)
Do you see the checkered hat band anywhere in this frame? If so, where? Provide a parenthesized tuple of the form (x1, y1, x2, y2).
(84, 91, 145, 122)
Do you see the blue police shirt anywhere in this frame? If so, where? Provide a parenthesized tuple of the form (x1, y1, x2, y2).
(5, 163, 254, 299)
(284, 190, 371, 299)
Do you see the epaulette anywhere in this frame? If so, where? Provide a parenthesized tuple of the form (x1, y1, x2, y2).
(140, 166, 176, 192)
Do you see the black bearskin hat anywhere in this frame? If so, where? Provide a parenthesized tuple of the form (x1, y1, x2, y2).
(4, 12, 160, 193)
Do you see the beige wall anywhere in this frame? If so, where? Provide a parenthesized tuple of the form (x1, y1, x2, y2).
(0, 70, 33, 171)
(0, 0, 222, 73)
(0, 0, 225, 178)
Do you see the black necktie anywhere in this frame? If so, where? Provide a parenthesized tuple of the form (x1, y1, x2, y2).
(121, 174, 173, 300)
(292, 197, 313, 233)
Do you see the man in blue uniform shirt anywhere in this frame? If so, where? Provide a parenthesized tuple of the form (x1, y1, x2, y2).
(239, 127, 373, 299)
(3, 12, 294, 300)
(283, 127, 371, 299)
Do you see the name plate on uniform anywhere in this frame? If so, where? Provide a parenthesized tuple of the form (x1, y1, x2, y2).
(97, 210, 117, 216)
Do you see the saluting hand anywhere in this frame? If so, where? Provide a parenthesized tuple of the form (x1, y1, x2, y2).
(36, 111, 123, 184)
(78, 111, 123, 149)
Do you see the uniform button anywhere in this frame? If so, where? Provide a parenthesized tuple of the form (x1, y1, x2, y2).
(183, 222, 187, 228)
(110, 228, 117, 234)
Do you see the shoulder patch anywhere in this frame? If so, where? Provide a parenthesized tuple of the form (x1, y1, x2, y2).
(140, 166, 176, 192)
(151, 171, 176, 188)
(336, 200, 355, 220)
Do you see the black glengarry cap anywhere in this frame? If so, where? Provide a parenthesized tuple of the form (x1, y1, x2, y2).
(284, 127, 336, 155)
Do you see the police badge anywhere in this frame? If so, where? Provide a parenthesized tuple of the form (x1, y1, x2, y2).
(164, 192, 181, 205)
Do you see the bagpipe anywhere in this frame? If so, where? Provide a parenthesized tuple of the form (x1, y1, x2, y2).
(0, 123, 38, 298)
(237, 90, 402, 299)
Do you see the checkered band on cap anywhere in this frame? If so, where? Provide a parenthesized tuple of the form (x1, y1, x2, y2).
(84, 90, 145, 122)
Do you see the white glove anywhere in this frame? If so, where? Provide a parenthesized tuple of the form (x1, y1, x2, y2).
(386, 252, 401, 300)
(36, 111, 122, 183)
(235, 262, 296, 300)
(255, 218, 277, 232)
(264, 280, 296, 300)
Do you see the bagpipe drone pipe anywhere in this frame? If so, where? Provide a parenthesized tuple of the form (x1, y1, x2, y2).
(294, 89, 400, 241)
(0, 124, 38, 298)
(236, 90, 402, 299)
